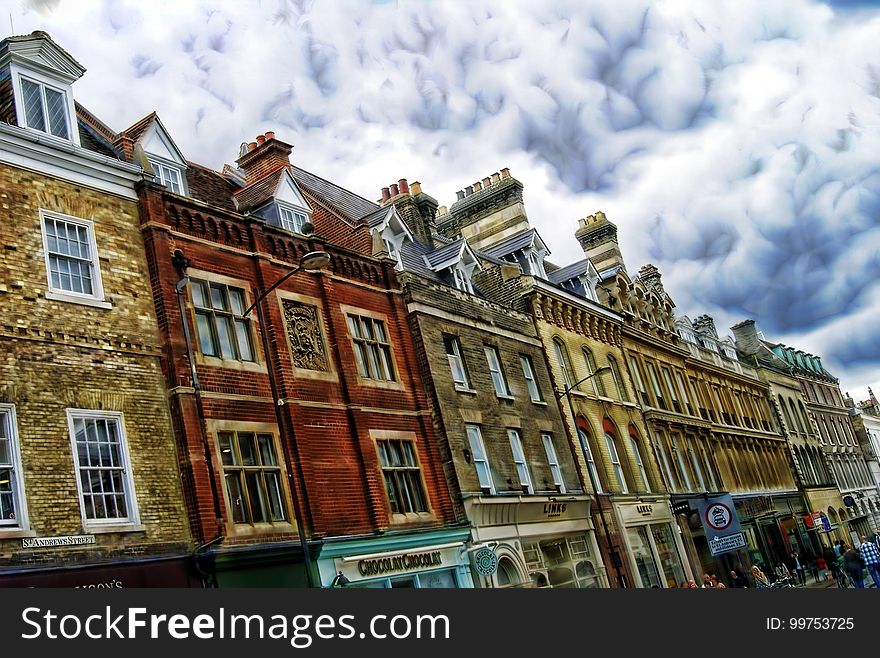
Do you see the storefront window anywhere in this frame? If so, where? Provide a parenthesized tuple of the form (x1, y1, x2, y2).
(523, 535, 601, 589)
(349, 568, 460, 589)
(652, 523, 686, 588)
(627, 526, 662, 588)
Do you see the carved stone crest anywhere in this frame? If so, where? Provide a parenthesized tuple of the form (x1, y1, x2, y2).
(281, 300, 329, 371)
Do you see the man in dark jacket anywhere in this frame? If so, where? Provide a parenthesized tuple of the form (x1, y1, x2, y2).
(842, 544, 865, 588)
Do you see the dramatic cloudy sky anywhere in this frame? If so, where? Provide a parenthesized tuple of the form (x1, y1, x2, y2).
(6, 0, 880, 399)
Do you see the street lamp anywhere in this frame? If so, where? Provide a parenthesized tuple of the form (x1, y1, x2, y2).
(555, 366, 626, 588)
(245, 250, 330, 588)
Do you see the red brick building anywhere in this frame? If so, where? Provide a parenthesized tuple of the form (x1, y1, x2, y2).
(123, 120, 470, 587)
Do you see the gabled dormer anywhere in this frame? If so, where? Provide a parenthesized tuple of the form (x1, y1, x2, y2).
(423, 238, 482, 294)
(0, 31, 84, 145)
(548, 258, 600, 302)
(482, 228, 550, 280)
(118, 113, 188, 196)
(366, 205, 413, 269)
(233, 167, 314, 235)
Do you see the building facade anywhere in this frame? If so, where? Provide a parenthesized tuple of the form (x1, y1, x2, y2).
(0, 32, 193, 587)
(849, 391, 880, 531)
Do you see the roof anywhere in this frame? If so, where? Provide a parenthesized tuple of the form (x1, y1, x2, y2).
(186, 163, 240, 212)
(424, 239, 467, 270)
(232, 168, 285, 212)
(76, 120, 119, 158)
(548, 259, 592, 285)
(363, 206, 390, 229)
(118, 111, 158, 143)
(482, 228, 543, 260)
(598, 264, 623, 281)
(289, 165, 379, 221)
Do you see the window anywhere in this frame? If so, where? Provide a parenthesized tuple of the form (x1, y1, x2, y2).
(278, 205, 308, 234)
(484, 346, 510, 396)
(670, 433, 692, 490)
(466, 425, 494, 494)
(526, 250, 546, 278)
(654, 431, 677, 491)
(67, 411, 138, 526)
(675, 372, 694, 415)
(520, 355, 543, 402)
(553, 339, 574, 390)
(628, 356, 650, 406)
(377, 439, 429, 513)
(40, 211, 104, 302)
(191, 279, 255, 361)
(508, 430, 533, 494)
(661, 367, 680, 413)
(542, 434, 565, 493)
(219, 431, 287, 525)
(0, 405, 26, 528)
(443, 335, 469, 389)
(452, 266, 474, 294)
(607, 356, 628, 401)
(603, 426, 628, 493)
(629, 429, 650, 492)
(645, 362, 666, 410)
(577, 422, 603, 494)
(382, 237, 403, 269)
(348, 315, 396, 381)
(20, 76, 70, 139)
(150, 160, 184, 195)
(583, 349, 606, 396)
(687, 437, 707, 491)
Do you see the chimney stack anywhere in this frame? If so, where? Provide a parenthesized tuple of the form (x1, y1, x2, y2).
(500, 167, 511, 179)
(482, 176, 491, 189)
(456, 190, 465, 201)
(390, 183, 399, 196)
(410, 181, 422, 195)
(381, 187, 391, 202)
(235, 130, 293, 184)
(731, 319, 760, 356)
(398, 179, 410, 195)
(465, 185, 474, 196)
(473, 181, 482, 192)
(692, 315, 718, 338)
(575, 211, 626, 274)
(491, 172, 501, 184)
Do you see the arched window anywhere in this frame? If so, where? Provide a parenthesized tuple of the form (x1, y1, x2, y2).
(654, 430, 678, 492)
(576, 417, 606, 493)
(553, 338, 574, 390)
(686, 436, 707, 491)
(582, 348, 606, 396)
(788, 399, 806, 433)
(495, 557, 522, 588)
(628, 425, 651, 492)
(603, 419, 631, 493)
(607, 355, 628, 401)
(670, 433, 693, 491)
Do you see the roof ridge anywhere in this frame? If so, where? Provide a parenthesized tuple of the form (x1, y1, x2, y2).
(289, 164, 379, 216)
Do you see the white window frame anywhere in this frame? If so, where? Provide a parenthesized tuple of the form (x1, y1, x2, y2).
(671, 433, 692, 491)
(0, 404, 29, 531)
(466, 424, 494, 494)
(542, 433, 566, 493)
(578, 427, 603, 494)
(520, 354, 543, 402)
(12, 69, 76, 143)
(508, 429, 533, 494)
(39, 209, 110, 309)
(66, 409, 140, 530)
(452, 264, 475, 294)
(604, 433, 628, 493)
(444, 334, 470, 389)
(553, 340, 573, 390)
(484, 346, 510, 397)
(629, 434, 651, 492)
(277, 202, 310, 234)
(148, 158, 186, 196)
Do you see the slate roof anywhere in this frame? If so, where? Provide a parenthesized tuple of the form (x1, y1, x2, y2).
(363, 206, 390, 229)
(289, 165, 379, 221)
(232, 168, 285, 212)
(482, 228, 542, 260)
(76, 120, 119, 159)
(598, 264, 623, 282)
(186, 163, 240, 213)
(118, 112, 158, 142)
(423, 239, 466, 270)
(548, 259, 591, 285)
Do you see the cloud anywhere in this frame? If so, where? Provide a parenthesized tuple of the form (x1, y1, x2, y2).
(6, 0, 880, 394)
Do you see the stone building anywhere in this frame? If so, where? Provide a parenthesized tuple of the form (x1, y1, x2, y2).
(848, 390, 880, 530)
(376, 177, 606, 588)
(426, 171, 682, 588)
(120, 118, 469, 587)
(0, 32, 193, 586)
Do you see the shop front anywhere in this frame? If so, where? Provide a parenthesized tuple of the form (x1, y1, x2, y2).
(316, 528, 474, 589)
(465, 495, 606, 588)
(0, 555, 199, 588)
(612, 497, 689, 588)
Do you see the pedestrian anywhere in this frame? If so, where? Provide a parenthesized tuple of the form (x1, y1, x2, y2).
(775, 562, 792, 582)
(701, 573, 714, 588)
(731, 567, 749, 588)
(858, 535, 880, 589)
(816, 555, 828, 582)
(790, 551, 806, 586)
(710, 573, 726, 589)
(683, 579, 699, 589)
(842, 544, 865, 588)
(751, 565, 770, 588)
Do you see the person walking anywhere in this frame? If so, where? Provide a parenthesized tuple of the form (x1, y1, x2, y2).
(790, 552, 806, 586)
(751, 565, 770, 588)
(842, 544, 865, 588)
(858, 535, 880, 589)
(731, 567, 749, 588)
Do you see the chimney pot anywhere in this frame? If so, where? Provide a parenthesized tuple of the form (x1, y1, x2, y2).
(456, 190, 465, 201)
(390, 183, 399, 196)
(482, 176, 491, 188)
(473, 181, 482, 192)
(265, 131, 275, 141)
(500, 167, 511, 179)
(398, 179, 410, 194)
(248, 142, 258, 152)
(465, 185, 474, 196)
(491, 172, 501, 184)
(438, 205, 447, 216)
(381, 187, 391, 202)
(256, 134, 266, 146)
(410, 181, 422, 195)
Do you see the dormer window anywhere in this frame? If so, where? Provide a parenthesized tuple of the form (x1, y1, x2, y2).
(19, 76, 70, 139)
(149, 159, 184, 195)
(278, 203, 309, 234)
(452, 264, 474, 293)
(525, 250, 546, 279)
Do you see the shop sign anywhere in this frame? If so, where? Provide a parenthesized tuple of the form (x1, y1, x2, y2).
(0, 558, 196, 588)
(671, 500, 692, 515)
(738, 496, 774, 519)
(471, 547, 499, 577)
(708, 532, 747, 556)
(543, 501, 568, 518)
(357, 550, 442, 577)
(22, 535, 96, 549)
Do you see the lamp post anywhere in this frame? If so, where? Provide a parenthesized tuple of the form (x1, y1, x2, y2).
(244, 250, 330, 588)
(555, 366, 626, 588)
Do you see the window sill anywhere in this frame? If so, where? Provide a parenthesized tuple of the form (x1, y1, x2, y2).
(531, 400, 548, 407)
(496, 394, 516, 402)
(45, 290, 112, 310)
(0, 529, 37, 539)
(86, 524, 146, 535)
(454, 386, 478, 395)
(196, 354, 268, 374)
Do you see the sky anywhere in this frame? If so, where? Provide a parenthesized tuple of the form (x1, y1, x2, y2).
(5, 0, 880, 401)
